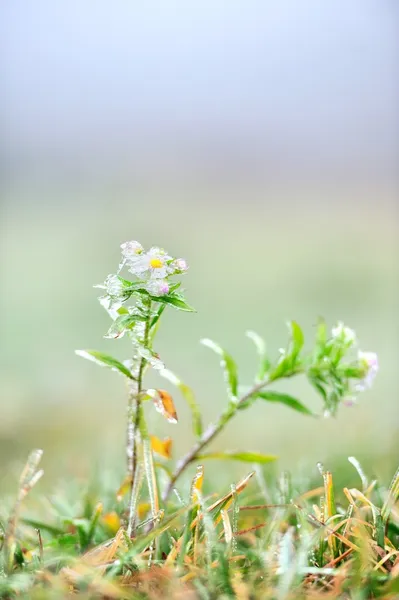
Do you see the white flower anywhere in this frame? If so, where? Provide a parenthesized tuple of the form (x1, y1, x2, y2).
(118, 241, 144, 273)
(120, 240, 144, 258)
(331, 321, 356, 345)
(355, 351, 379, 391)
(146, 279, 169, 297)
(172, 258, 188, 273)
(128, 247, 173, 279)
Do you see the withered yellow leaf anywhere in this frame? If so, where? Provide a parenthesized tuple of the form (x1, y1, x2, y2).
(102, 512, 121, 534)
(138, 502, 151, 518)
(148, 389, 178, 423)
(116, 475, 132, 501)
(190, 465, 204, 501)
(150, 435, 173, 459)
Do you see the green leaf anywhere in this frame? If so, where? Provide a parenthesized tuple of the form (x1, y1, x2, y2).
(256, 391, 314, 416)
(308, 376, 327, 401)
(112, 283, 194, 312)
(159, 368, 203, 437)
(150, 303, 167, 334)
(114, 276, 150, 294)
(125, 505, 192, 556)
(289, 320, 304, 358)
(348, 456, 368, 491)
(314, 317, 328, 358)
(201, 338, 239, 403)
(322, 471, 339, 557)
(96, 277, 148, 304)
(196, 451, 277, 464)
(246, 330, 271, 380)
(116, 275, 142, 288)
(168, 282, 182, 293)
(269, 321, 305, 380)
(22, 518, 64, 536)
(75, 350, 134, 379)
(105, 313, 146, 339)
(154, 293, 196, 312)
(381, 466, 399, 524)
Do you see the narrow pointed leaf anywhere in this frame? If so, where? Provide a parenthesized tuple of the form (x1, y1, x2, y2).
(178, 469, 203, 567)
(206, 472, 256, 526)
(309, 377, 327, 401)
(270, 321, 305, 380)
(147, 389, 178, 423)
(159, 368, 202, 437)
(150, 303, 167, 330)
(75, 350, 134, 379)
(382, 466, 399, 523)
(196, 451, 277, 464)
(154, 293, 195, 312)
(246, 330, 271, 380)
(323, 471, 339, 557)
(105, 313, 147, 339)
(191, 465, 205, 501)
(256, 390, 314, 416)
(314, 317, 328, 358)
(143, 438, 160, 517)
(289, 320, 304, 358)
(127, 505, 192, 555)
(348, 456, 368, 491)
(201, 338, 238, 403)
(116, 474, 132, 501)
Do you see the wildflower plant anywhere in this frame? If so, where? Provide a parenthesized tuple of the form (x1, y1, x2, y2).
(76, 241, 379, 522)
(77, 242, 192, 495)
(2, 239, 398, 600)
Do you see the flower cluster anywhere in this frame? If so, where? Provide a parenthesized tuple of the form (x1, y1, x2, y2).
(330, 321, 379, 403)
(355, 350, 379, 392)
(308, 319, 379, 417)
(119, 241, 188, 297)
(331, 321, 356, 346)
(95, 240, 192, 341)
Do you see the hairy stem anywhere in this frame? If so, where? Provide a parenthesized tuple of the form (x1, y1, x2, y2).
(127, 297, 152, 490)
(126, 384, 137, 477)
(163, 376, 273, 502)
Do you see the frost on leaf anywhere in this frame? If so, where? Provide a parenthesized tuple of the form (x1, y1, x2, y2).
(190, 465, 204, 502)
(136, 346, 165, 370)
(147, 389, 178, 423)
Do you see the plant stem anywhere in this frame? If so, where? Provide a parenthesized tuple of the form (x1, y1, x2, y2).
(126, 384, 137, 478)
(162, 376, 273, 503)
(129, 297, 152, 491)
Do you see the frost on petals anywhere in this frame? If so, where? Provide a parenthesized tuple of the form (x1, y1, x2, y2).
(105, 274, 124, 297)
(128, 247, 173, 279)
(331, 321, 356, 345)
(120, 240, 143, 258)
(172, 258, 188, 273)
(146, 279, 169, 297)
(355, 351, 379, 391)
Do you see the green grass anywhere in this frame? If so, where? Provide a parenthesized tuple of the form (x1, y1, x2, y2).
(1, 451, 398, 599)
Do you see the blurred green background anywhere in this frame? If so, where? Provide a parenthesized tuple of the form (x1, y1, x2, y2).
(1, 2, 398, 490)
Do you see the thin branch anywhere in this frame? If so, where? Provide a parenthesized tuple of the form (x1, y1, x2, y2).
(162, 376, 272, 503)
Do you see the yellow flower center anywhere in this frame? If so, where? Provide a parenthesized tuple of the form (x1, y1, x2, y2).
(150, 258, 163, 269)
